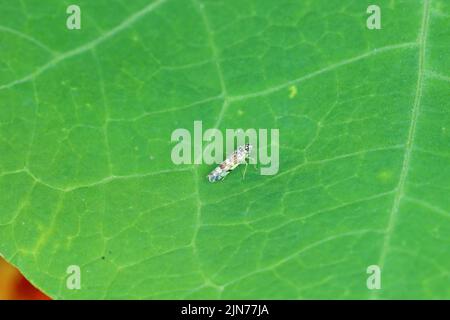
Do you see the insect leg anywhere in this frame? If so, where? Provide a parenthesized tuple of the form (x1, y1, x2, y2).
(241, 161, 248, 181)
(220, 170, 231, 182)
(248, 156, 258, 170)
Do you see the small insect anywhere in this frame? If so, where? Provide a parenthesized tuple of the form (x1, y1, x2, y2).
(207, 144, 253, 183)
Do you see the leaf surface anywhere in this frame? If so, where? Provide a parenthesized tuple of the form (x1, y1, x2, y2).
(0, 0, 449, 299)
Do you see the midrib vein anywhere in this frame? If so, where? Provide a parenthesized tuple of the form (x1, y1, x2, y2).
(374, 0, 431, 297)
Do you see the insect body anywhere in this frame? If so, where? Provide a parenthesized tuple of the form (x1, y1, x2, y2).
(207, 144, 253, 183)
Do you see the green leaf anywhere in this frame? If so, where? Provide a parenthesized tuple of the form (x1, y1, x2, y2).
(0, 0, 449, 299)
